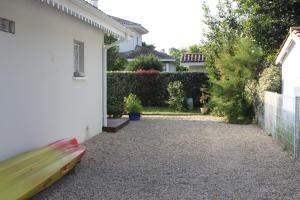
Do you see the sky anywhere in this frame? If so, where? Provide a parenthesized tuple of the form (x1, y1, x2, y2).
(99, 0, 218, 52)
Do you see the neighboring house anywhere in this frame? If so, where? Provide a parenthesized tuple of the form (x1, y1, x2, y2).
(110, 16, 177, 72)
(276, 27, 300, 97)
(0, 0, 132, 160)
(181, 53, 206, 72)
(122, 46, 177, 72)
(109, 16, 149, 53)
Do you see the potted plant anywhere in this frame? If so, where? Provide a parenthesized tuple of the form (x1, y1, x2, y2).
(200, 87, 209, 114)
(124, 93, 143, 121)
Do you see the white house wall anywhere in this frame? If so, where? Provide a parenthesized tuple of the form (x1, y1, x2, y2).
(0, 0, 103, 160)
(282, 39, 300, 97)
(189, 66, 207, 73)
(118, 34, 142, 52)
(181, 62, 206, 73)
(164, 63, 177, 72)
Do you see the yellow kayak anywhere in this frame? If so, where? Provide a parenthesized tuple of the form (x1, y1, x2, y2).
(0, 138, 86, 200)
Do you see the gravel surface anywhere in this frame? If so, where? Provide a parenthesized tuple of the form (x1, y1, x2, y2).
(34, 115, 300, 200)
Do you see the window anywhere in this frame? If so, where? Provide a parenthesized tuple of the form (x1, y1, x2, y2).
(73, 40, 85, 77)
(0, 17, 15, 34)
(162, 64, 167, 72)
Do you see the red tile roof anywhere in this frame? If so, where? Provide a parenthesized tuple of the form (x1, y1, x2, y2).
(181, 54, 205, 63)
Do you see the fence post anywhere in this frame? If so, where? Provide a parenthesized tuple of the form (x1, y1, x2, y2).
(294, 97, 300, 159)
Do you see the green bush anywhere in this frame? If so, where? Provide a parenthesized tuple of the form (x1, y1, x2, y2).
(209, 38, 264, 124)
(124, 93, 143, 114)
(256, 64, 282, 103)
(105, 35, 128, 71)
(127, 54, 163, 71)
(176, 65, 188, 72)
(107, 72, 209, 116)
(107, 103, 123, 118)
(255, 65, 282, 125)
(107, 73, 134, 118)
(200, 86, 210, 107)
(167, 81, 185, 111)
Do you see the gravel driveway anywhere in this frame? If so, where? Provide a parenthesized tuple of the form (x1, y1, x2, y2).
(34, 116, 300, 200)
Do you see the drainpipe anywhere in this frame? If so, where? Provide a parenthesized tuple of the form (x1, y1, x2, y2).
(102, 47, 108, 127)
(102, 34, 130, 127)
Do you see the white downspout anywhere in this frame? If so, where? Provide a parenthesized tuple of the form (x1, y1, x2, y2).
(102, 47, 108, 127)
(102, 34, 131, 127)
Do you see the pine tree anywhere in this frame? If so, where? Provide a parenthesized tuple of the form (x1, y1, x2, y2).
(210, 38, 264, 123)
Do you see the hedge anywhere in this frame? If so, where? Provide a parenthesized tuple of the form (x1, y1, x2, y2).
(107, 72, 209, 117)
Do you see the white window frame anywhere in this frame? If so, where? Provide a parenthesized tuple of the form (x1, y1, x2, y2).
(73, 40, 85, 77)
(0, 17, 15, 34)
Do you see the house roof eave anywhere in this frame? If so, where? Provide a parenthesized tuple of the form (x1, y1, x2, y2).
(275, 33, 298, 65)
(40, 0, 134, 39)
(276, 27, 300, 65)
(109, 15, 149, 35)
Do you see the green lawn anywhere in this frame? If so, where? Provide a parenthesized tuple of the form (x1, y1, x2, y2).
(142, 106, 202, 116)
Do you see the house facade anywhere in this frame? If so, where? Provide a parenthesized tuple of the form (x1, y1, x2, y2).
(109, 16, 149, 53)
(110, 16, 177, 72)
(0, 0, 131, 160)
(181, 53, 206, 72)
(276, 27, 300, 97)
(122, 46, 177, 72)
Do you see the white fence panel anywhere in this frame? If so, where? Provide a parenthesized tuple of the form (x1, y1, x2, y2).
(264, 92, 298, 156)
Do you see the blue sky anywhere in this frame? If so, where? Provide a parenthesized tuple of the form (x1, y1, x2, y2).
(99, 0, 218, 52)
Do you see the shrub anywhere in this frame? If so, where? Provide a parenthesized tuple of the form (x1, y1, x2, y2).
(107, 73, 133, 118)
(127, 54, 163, 71)
(256, 64, 282, 103)
(124, 93, 143, 114)
(167, 81, 185, 111)
(176, 65, 188, 72)
(200, 85, 210, 107)
(105, 35, 128, 71)
(107, 103, 123, 118)
(134, 69, 160, 75)
(209, 38, 264, 124)
(107, 72, 209, 115)
(255, 65, 281, 125)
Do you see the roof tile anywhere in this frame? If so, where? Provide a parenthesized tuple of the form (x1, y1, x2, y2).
(181, 53, 205, 63)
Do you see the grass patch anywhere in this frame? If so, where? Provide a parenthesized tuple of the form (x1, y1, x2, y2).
(142, 106, 202, 116)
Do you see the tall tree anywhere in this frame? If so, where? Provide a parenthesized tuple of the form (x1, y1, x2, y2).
(169, 48, 187, 71)
(202, 0, 243, 78)
(104, 35, 128, 71)
(202, 0, 266, 123)
(188, 45, 203, 53)
(210, 38, 264, 123)
(236, 0, 300, 59)
(142, 42, 156, 50)
(169, 48, 186, 61)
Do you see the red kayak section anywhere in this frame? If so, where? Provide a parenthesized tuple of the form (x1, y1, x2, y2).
(49, 138, 86, 156)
